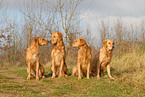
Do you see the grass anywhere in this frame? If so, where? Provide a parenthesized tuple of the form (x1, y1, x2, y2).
(0, 51, 145, 97)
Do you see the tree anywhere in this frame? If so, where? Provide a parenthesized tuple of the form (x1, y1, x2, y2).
(99, 20, 109, 42)
(114, 18, 123, 45)
(17, 0, 58, 48)
(56, 0, 82, 53)
(17, 0, 83, 54)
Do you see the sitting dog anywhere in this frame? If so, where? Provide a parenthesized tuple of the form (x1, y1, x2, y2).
(72, 38, 91, 80)
(97, 39, 115, 79)
(26, 37, 48, 80)
(51, 32, 68, 78)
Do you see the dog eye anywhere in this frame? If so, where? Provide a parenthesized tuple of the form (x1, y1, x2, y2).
(54, 36, 55, 38)
(76, 41, 77, 42)
(108, 43, 110, 44)
(42, 39, 44, 40)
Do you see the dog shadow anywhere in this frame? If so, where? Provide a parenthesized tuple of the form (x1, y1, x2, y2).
(44, 73, 52, 78)
(44, 72, 73, 78)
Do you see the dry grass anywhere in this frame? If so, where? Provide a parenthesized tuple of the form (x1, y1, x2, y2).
(111, 48, 145, 96)
(0, 46, 145, 96)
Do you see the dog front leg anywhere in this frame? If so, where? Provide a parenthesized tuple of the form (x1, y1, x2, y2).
(52, 59, 56, 78)
(40, 65, 45, 78)
(78, 62, 82, 80)
(36, 61, 39, 81)
(87, 63, 90, 79)
(100, 63, 106, 77)
(39, 66, 45, 78)
(27, 62, 31, 80)
(59, 59, 64, 78)
(107, 64, 114, 79)
(97, 63, 101, 79)
(72, 66, 77, 77)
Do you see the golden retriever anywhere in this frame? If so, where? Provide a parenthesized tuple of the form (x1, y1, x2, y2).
(26, 37, 48, 80)
(97, 39, 115, 79)
(72, 38, 91, 80)
(51, 32, 68, 78)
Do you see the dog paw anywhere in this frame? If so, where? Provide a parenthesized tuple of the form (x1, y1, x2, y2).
(36, 77, 39, 81)
(58, 75, 62, 78)
(52, 76, 55, 79)
(42, 76, 45, 78)
(27, 77, 30, 80)
(111, 77, 115, 79)
(97, 76, 100, 79)
(78, 77, 82, 80)
(64, 74, 68, 77)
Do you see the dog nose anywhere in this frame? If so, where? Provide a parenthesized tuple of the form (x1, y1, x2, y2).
(112, 46, 114, 48)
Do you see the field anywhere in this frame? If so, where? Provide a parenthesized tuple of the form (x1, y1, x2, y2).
(0, 0, 145, 97)
(0, 51, 145, 97)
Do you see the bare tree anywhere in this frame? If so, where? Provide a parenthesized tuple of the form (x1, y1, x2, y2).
(17, 0, 58, 47)
(57, 0, 82, 53)
(99, 20, 109, 42)
(114, 18, 123, 44)
(18, 0, 83, 54)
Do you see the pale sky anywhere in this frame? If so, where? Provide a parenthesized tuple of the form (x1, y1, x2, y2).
(81, 0, 145, 17)
(2, 0, 145, 17)
(78, 0, 145, 45)
(0, 0, 145, 46)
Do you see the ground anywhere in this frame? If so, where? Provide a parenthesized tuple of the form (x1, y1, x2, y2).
(0, 64, 144, 97)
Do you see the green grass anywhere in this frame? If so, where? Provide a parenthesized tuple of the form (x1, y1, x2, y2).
(0, 52, 145, 97)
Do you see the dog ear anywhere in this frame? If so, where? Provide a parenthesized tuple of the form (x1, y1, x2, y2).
(102, 40, 107, 47)
(113, 40, 114, 44)
(80, 38, 86, 46)
(34, 37, 39, 45)
(58, 32, 63, 40)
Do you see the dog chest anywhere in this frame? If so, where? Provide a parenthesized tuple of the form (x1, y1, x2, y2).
(53, 50, 64, 64)
(30, 54, 39, 63)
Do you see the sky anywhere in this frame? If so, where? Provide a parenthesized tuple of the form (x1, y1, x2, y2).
(1, 0, 145, 20)
(79, 0, 145, 24)
(79, 0, 145, 44)
(0, 0, 145, 46)
(2, 0, 145, 16)
(81, 0, 145, 17)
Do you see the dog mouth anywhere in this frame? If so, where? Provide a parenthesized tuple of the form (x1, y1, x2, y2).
(51, 41, 57, 45)
(72, 43, 78, 47)
(108, 48, 113, 51)
(40, 42, 48, 46)
(72, 43, 75, 47)
(51, 40, 56, 44)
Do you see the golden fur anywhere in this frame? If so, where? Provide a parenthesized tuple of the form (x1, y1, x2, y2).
(26, 37, 48, 80)
(51, 32, 68, 78)
(72, 38, 91, 80)
(97, 39, 115, 79)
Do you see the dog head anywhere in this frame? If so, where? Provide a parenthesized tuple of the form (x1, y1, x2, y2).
(102, 39, 114, 51)
(72, 38, 86, 47)
(51, 32, 63, 44)
(34, 37, 48, 46)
